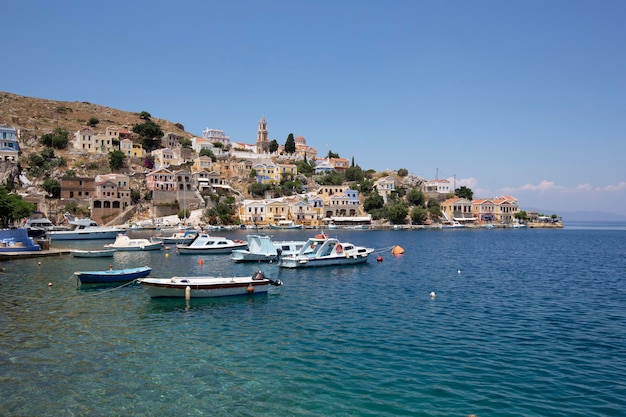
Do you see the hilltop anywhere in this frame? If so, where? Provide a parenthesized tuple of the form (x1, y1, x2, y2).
(0, 91, 193, 144)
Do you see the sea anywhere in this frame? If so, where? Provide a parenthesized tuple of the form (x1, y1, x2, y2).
(1, 222, 625, 417)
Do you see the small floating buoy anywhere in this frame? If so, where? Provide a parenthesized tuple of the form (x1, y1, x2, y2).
(165, 253, 169, 258)
(185, 285, 191, 300)
(457, 269, 461, 274)
(247, 285, 254, 293)
(430, 291, 436, 299)
(198, 258, 203, 266)
(38, 261, 42, 266)
(377, 255, 383, 262)
(48, 282, 53, 287)
(391, 245, 404, 255)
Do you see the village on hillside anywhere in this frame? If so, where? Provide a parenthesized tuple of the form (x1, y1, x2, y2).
(0, 116, 561, 229)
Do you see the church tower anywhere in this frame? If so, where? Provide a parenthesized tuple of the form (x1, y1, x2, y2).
(256, 116, 270, 154)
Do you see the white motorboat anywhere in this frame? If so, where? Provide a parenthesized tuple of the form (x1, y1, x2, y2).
(47, 214, 124, 240)
(268, 220, 303, 230)
(231, 234, 305, 263)
(176, 233, 247, 254)
(104, 234, 163, 251)
(137, 270, 282, 298)
(278, 233, 374, 268)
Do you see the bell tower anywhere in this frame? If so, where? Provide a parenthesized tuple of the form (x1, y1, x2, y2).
(256, 116, 270, 154)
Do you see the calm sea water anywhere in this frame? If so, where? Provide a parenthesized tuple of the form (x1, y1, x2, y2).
(1, 225, 625, 416)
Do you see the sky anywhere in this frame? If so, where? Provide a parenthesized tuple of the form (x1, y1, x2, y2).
(2, 0, 626, 218)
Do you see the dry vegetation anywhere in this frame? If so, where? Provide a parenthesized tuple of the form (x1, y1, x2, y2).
(0, 91, 192, 146)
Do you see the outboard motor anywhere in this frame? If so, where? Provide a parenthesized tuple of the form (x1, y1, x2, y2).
(252, 271, 265, 280)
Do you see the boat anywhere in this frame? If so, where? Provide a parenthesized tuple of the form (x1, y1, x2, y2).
(156, 229, 199, 244)
(20, 215, 69, 238)
(0, 229, 41, 252)
(278, 233, 374, 268)
(71, 249, 116, 258)
(176, 233, 247, 254)
(231, 234, 305, 263)
(104, 234, 163, 251)
(269, 220, 303, 230)
(47, 214, 124, 241)
(137, 270, 282, 298)
(74, 265, 152, 284)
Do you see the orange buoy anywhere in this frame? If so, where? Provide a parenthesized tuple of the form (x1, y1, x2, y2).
(377, 255, 383, 262)
(198, 258, 203, 266)
(247, 285, 254, 293)
(391, 245, 405, 255)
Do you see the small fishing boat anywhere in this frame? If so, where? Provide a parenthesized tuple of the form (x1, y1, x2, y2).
(137, 270, 282, 298)
(74, 266, 152, 284)
(278, 233, 374, 268)
(71, 249, 116, 258)
(157, 229, 199, 244)
(104, 234, 163, 251)
(269, 220, 303, 230)
(231, 234, 304, 263)
(176, 233, 247, 254)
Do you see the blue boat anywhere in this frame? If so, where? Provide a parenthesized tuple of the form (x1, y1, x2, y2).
(74, 266, 152, 284)
(0, 229, 41, 252)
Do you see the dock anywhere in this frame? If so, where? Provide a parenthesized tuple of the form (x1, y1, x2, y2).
(0, 248, 71, 261)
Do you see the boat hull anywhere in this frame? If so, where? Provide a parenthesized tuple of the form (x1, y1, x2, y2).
(71, 249, 115, 258)
(177, 242, 247, 254)
(279, 254, 371, 268)
(75, 266, 152, 284)
(48, 230, 121, 240)
(138, 276, 270, 298)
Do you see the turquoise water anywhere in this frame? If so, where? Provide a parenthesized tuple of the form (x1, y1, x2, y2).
(2, 226, 626, 416)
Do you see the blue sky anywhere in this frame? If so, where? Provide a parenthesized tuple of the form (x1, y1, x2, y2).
(3, 0, 626, 217)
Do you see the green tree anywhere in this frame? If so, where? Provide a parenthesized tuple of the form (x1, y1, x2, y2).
(318, 171, 344, 185)
(248, 183, 270, 197)
(130, 189, 141, 204)
(514, 210, 528, 221)
(269, 139, 279, 153)
(345, 166, 364, 182)
(43, 179, 61, 198)
(179, 137, 192, 148)
(410, 206, 429, 224)
(397, 168, 409, 177)
(199, 148, 216, 162)
(363, 192, 384, 212)
(387, 201, 409, 224)
(327, 150, 339, 158)
(295, 159, 314, 176)
(88, 117, 99, 127)
(108, 150, 126, 170)
(0, 187, 35, 227)
(132, 120, 163, 151)
(284, 133, 296, 154)
(139, 111, 152, 120)
(406, 188, 426, 207)
(455, 186, 473, 201)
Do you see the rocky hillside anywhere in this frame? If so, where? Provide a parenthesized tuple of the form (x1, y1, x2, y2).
(0, 91, 193, 147)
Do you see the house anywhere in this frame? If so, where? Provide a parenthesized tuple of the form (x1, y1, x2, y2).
(472, 199, 497, 222)
(240, 199, 269, 225)
(201, 128, 231, 148)
(252, 162, 281, 183)
(73, 127, 95, 152)
(60, 177, 95, 201)
(0, 125, 19, 162)
(424, 179, 451, 195)
(120, 138, 144, 158)
(492, 196, 519, 223)
(440, 197, 475, 224)
(277, 163, 298, 181)
(91, 174, 131, 224)
(314, 158, 335, 175)
(146, 168, 176, 191)
(375, 176, 397, 203)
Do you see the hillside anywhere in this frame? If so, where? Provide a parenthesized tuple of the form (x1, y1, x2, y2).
(0, 91, 193, 145)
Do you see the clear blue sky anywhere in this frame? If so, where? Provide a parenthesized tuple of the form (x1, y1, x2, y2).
(3, 0, 625, 217)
